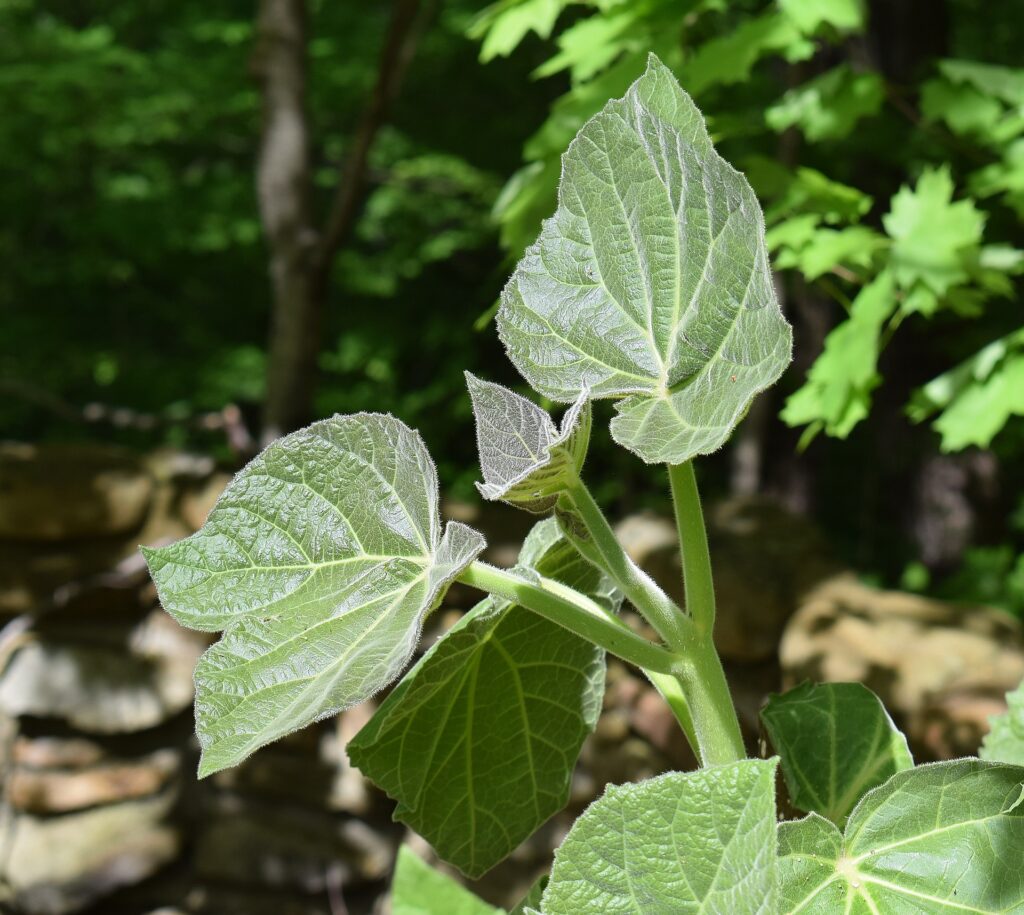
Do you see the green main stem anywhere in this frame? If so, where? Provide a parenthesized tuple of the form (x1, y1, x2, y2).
(667, 460, 744, 765)
(458, 561, 679, 675)
(668, 461, 717, 638)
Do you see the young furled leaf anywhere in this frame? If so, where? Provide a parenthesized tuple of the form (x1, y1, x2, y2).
(349, 519, 616, 878)
(142, 414, 485, 777)
(390, 847, 500, 915)
(466, 373, 590, 513)
(777, 760, 1024, 913)
(498, 55, 792, 465)
(540, 759, 779, 913)
(982, 678, 1024, 765)
(761, 681, 913, 826)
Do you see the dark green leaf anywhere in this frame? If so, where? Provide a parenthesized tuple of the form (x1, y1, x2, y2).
(762, 681, 913, 826)
(349, 519, 616, 877)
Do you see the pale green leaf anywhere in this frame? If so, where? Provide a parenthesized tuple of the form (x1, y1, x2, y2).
(762, 682, 913, 826)
(466, 373, 591, 513)
(142, 414, 485, 777)
(774, 225, 886, 280)
(779, 0, 865, 34)
(883, 165, 986, 299)
(939, 59, 1024, 107)
(391, 847, 501, 915)
(909, 329, 1024, 450)
(540, 759, 779, 914)
(680, 12, 812, 96)
(766, 65, 884, 142)
(983, 679, 1024, 766)
(759, 164, 872, 225)
(349, 519, 615, 878)
(782, 271, 896, 438)
(922, 77, 1004, 138)
(469, 0, 568, 63)
(498, 55, 792, 465)
(777, 760, 1024, 913)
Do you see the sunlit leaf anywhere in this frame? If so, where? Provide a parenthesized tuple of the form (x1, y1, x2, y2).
(540, 760, 779, 913)
(143, 414, 485, 776)
(762, 682, 913, 826)
(779, 0, 865, 34)
(499, 55, 792, 464)
(782, 271, 896, 439)
(349, 519, 616, 877)
(883, 165, 986, 300)
(466, 373, 590, 513)
(777, 760, 1024, 913)
(391, 847, 501, 915)
(983, 679, 1024, 766)
(767, 65, 884, 142)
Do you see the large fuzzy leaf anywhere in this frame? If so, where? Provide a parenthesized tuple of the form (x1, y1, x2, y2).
(762, 681, 913, 826)
(498, 54, 792, 464)
(466, 373, 590, 514)
(777, 760, 1024, 913)
(143, 413, 484, 777)
(540, 759, 779, 913)
(349, 518, 615, 877)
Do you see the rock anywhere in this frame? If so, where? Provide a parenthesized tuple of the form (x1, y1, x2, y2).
(3, 788, 180, 914)
(8, 748, 180, 814)
(617, 498, 841, 662)
(0, 610, 206, 732)
(0, 444, 154, 542)
(780, 575, 1024, 759)
(177, 472, 231, 531)
(196, 800, 397, 892)
(631, 687, 698, 769)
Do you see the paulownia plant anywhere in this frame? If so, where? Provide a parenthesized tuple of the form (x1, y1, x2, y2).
(144, 57, 1024, 913)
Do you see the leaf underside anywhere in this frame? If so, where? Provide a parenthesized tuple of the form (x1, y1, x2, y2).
(466, 372, 591, 513)
(350, 518, 616, 878)
(498, 54, 792, 464)
(540, 759, 779, 914)
(777, 759, 1024, 913)
(143, 413, 484, 777)
(762, 681, 913, 826)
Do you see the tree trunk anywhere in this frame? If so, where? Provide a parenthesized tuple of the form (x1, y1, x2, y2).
(254, 0, 319, 442)
(254, 0, 425, 443)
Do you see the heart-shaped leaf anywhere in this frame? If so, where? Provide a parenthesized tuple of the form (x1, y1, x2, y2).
(498, 54, 792, 464)
(349, 518, 616, 877)
(466, 373, 591, 513)
(762, 681, 913, 826)
(142, 413, 485, 777)
(540, 759, 779, 913)
(982, 678, 1024, 765)
(777, 759, 1024, 913)
(391, 847, 501, 915)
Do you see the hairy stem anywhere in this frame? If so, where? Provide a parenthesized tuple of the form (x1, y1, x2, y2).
(668, 461, 716, 637)
(676, 638, 745, 765)
(666, 461, 745, 764)
(644, 670, 699, 755)
(562, 478, 691, 651)
(458, 561, 680, 675)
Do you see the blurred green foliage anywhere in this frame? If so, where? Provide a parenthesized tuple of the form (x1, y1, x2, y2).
(2, 0, 1023, 605)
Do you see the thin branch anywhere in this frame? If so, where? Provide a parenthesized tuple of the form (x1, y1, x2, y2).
(315, 0, 430, 276)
